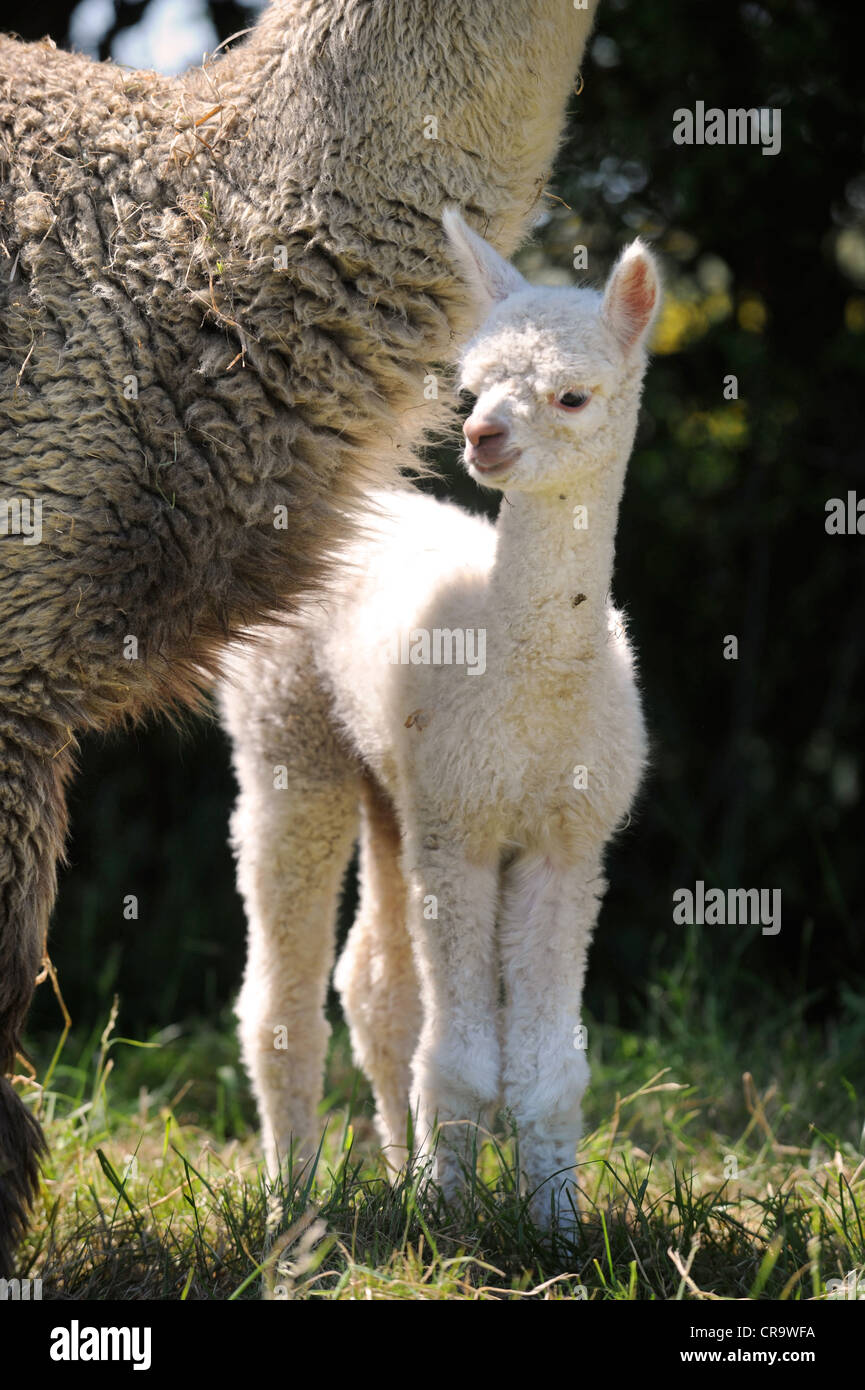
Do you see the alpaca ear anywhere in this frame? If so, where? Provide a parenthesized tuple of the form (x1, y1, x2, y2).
(442, 206, 528, 310)
(602, 240, 661, 354)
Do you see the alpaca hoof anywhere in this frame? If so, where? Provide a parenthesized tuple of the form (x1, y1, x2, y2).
(527, 1178, 579, 1235)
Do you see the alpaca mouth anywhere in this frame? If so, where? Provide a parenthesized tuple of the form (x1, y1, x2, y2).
(466, 450, 521, 479)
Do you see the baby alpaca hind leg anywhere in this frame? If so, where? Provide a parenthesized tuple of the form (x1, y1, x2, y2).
(498, 853, 605, 1226)
(221, 651, 360, 1177)
(232, 774, 358, 1175)
(334, 779, 421, 1165)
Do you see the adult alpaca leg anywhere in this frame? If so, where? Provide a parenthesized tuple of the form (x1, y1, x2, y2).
(0, 731, 70, 1277)
(498, 852, 605, 1227)
(334, 778, 420, 1164)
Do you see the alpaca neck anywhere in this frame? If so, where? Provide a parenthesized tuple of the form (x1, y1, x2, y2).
(489, 456, 628, 671)
(224, 0, 597, 253)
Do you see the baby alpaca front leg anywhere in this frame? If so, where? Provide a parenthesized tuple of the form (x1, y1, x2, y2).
(403, 830, 500, 1198)
(498, 853, 605, 1226)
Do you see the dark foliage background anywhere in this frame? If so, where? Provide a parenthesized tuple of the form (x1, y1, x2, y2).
(8, 0, 863, 1044)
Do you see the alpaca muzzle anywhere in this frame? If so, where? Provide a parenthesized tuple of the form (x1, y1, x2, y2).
(463, 416, 519, 472)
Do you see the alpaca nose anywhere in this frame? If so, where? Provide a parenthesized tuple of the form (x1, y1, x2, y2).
(463, 413, 512, 467)
(464, 413, 507, 448)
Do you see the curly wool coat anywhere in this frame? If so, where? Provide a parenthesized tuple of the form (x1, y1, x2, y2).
(0, 0, 597, 1273)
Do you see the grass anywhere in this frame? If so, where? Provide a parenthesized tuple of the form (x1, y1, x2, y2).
(14, 968, 865, 1301)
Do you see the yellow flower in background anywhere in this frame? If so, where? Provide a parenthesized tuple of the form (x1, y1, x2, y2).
(705, 402, 749, 446)
(844, 297, 865, 332)
(703, 291, 733, 324)
(651, 295, 709, 354)
(738, 297, 768, 333)
(649, 288, 732, 354)
(674, 402, 749, 451)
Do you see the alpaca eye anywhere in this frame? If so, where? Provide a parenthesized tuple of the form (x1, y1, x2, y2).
(556, 391, 590, 411)
(459, 389, 477, 411)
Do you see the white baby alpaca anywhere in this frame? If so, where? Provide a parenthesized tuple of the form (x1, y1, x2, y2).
(219, 211, 660, 1222)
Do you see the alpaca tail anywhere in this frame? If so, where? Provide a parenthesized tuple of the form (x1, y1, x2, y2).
(0, 728, 70, 1277)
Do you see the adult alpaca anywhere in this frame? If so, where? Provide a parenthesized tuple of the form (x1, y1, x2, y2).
(0, 0, 599, 1274)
